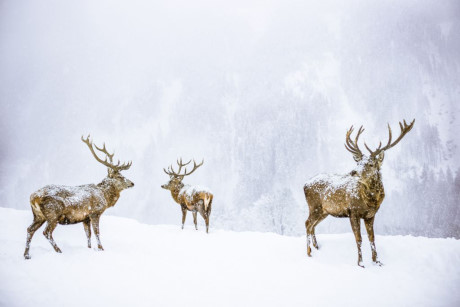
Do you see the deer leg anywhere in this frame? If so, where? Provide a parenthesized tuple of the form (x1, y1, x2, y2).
(364, 217, 382, 266)
(197, 206, 210, 233)
(305, 217, 313, 256)
(311, 214, 327, 249)
(90, 215, 104, 251)
(204, 199, 212, 233)
(83, 219, 92, 248)
(192, 211, 198, 230)
(24, 218, 45, 259)
(181, 205, 187, 229)
(43, 220, 61, 253)
(349, 216, 364, 268)
(205, 216, 209, 234)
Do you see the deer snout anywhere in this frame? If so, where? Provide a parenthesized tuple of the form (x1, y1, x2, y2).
(126, 179, 134, 188)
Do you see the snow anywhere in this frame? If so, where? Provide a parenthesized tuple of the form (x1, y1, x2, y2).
(305, 173, 359, 197)
(32, 184, 105, 207)
(1, 207, 459, 307)
(180, 185, 212, 199)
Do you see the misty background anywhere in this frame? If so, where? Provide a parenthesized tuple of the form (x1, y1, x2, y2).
(1, 0, 459, 238)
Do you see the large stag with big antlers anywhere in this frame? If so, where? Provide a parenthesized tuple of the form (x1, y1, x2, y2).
(162, 159, 213, 233)
(24, 136, 134, 259)
(304, 119, 415, 267)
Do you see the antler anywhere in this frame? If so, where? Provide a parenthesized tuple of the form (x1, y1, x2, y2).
(81, 135, 132, 172)
(344, 125, 364, 161)
(163, 158, 203, 177)
(364, 119, 415, 157)
(163, 158, 191, 176)
(183, 159, 204, 176)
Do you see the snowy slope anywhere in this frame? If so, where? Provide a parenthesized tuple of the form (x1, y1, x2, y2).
(0, 207, 459, 307)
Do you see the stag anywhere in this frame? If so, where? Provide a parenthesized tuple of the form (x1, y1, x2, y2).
(24, 136, 134, 259)
(161, 159, 213, 233)
(304, 119, 415, 267)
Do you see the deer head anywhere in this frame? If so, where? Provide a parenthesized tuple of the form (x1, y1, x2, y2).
(81, 135, 134, 190)
(344, 119, 415, 173)
(161, 158, 204, 191)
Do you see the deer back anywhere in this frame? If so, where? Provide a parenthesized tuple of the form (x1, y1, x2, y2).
(30, 184, 107, 224)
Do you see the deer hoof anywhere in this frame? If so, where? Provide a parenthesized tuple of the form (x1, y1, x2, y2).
(307, 247, 312, 257)
(374, 260, 383, 266)
(97, 246, 104, 251)
(24, 254, 31, 260)
(55, 248, 62, 253)
(358, 261, 365, 268)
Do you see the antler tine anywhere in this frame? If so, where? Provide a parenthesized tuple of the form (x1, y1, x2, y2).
(117, 160, 132, 171)
(354, 126, 365, 153)
(369, 119, 415, 156)
(385, 123, 393, 148)
(95, 142, 115, 163)
(344, 125, 364, 159)
(344, 126, 357, 153)
(175, 158, 191, 175)
(364, 141, 381, 155)
(81, 135, 114, 170)
(177, 158, 192, 166)
(164, 158, 202, 177)
(183, 159, 204, 176)
(164, 164, 174, 176)
(81, 135, 131, 172)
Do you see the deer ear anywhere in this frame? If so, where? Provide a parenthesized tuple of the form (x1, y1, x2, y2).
(107, 168, 115, 178)
(377, 152, 385, 165)
(352, 155, 362, 162)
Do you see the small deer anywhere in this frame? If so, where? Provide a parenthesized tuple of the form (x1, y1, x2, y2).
(24, 135, 134, 259)
(161, 159, 213, 233)
(304, 119, 415, 267)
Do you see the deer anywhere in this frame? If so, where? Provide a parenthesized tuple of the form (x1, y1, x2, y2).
(304, 119, 415, 267)
(23, 135, 134, 259)
(161, 159, 213, 233)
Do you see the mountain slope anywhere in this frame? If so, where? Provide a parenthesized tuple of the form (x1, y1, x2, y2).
(0, 207, 459, 307)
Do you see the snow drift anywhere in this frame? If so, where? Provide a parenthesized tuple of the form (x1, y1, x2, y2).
(1, 207, 459, 307)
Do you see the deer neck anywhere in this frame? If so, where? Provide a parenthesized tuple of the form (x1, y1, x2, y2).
(97, 178, 122, 208)
(170, 183, 185, 204)
(358, 168, 385, 204)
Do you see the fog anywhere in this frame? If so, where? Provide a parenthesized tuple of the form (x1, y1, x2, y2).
(1, 0, 459, 237)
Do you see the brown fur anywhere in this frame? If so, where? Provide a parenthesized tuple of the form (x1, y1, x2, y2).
(24, 137, 134, 259)
(304, 120, 414, 267)
(162, 159, 213, 233)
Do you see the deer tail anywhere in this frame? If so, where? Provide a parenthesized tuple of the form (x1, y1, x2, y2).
(29, 193, 46, 220)
(204, 194, 213, 211)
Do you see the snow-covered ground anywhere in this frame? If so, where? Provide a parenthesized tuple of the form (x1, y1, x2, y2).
(1, 207, 459, 307)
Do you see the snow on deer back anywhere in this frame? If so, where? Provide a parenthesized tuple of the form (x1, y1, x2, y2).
(178, 185, 213, 212)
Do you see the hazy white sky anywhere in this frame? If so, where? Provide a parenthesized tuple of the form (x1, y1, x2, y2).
(1, 0, 458, 234)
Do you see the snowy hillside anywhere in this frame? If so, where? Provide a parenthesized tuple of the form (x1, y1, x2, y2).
(1, 207, 459, 307)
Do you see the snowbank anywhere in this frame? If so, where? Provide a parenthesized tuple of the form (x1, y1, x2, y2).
(0, 207, 459, 307)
